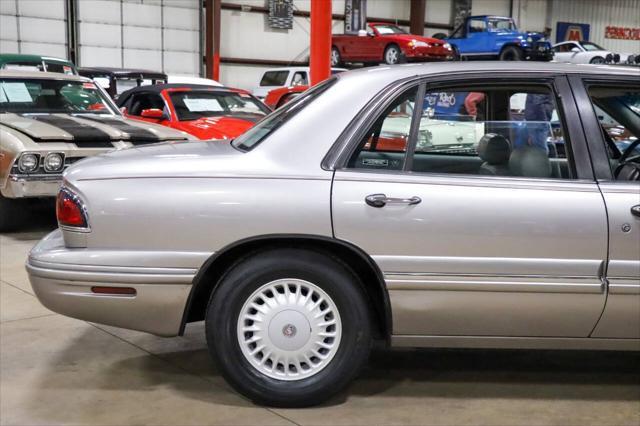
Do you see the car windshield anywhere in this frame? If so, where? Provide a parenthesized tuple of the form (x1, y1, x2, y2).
(232, 78, 336, 151)
(169, 90, 270, 121)
(372, 24, 407, 35)
(489, 18, 516, 31)
(0, 78, 115, 115)
(581, 41, 605, 51)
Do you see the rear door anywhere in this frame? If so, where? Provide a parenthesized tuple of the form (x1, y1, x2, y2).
(571, 76, 640, 339)
(331, 75, 608, 338)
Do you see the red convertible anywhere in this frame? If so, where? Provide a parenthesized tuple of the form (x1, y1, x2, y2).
(332, 22, 454, 66)
(116, 84, 271, 140)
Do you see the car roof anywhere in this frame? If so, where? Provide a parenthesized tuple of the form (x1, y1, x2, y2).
(336, 61, 640, 83)
(0, 53, 73, 64)
(78, 67, 167, 78)
(262, 67, 346, 73)
(0, 70, 90, 81)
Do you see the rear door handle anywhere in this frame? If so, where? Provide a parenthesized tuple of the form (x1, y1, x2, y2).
(631, 205, 640, 218)
(365, 193, 422, 208)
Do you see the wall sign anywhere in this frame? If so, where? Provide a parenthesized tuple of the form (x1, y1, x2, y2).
(556, 22, 591, 42)
(605, 26, 640, 40)
(345, 0, 367, 34)
(268, 0, 293, 30)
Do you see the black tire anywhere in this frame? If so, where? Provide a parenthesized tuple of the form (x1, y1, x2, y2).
(451, 45, 462, 61)
(330, 46, 342, 67)
(499, 45, 524, 61)
(432, 32, 448, 40)
(0, 194, 20, 232)
(590, 56, 606, 64)
(205, 248, 373, 407)
(383, 44, 403, 65)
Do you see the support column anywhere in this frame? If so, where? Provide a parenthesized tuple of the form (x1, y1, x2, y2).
(205, 0, 221, 81)
(410, 0, 426, 36)
(310, 0, 332, 85)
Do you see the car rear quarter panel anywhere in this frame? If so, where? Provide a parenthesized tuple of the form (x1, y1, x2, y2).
(73, 176, 333, 258)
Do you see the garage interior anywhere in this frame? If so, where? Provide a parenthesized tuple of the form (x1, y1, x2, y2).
(1, 0, 640, 425)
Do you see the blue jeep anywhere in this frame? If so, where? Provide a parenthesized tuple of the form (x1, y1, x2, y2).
(442, 15, 553, 61)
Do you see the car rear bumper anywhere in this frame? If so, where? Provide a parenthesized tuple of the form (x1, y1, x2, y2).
(26, 230, 195, 336)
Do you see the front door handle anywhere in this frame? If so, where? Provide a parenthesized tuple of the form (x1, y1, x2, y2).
(631, 205, 640, 218)
(365, 193, 422, 208)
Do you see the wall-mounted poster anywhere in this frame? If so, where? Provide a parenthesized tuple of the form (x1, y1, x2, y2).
(345, 0, 367, 34)
(268, 0, 293, 30)
(556, 22, 591, 42)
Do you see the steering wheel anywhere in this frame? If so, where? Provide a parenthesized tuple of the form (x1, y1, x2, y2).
(614, 138, 640, 180)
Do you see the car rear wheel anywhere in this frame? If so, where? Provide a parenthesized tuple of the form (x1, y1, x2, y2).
(384, 44, 403, 65)
(499, 45, 524, 61)
(590, 56, 606, 64)
(331, 47, 342, 67)
(205, 248, 372, 407)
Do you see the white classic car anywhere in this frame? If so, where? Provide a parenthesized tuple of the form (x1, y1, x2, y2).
(552, 40, 630, 64)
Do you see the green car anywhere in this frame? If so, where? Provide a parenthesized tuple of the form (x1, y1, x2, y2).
(0, 53, 78, 75)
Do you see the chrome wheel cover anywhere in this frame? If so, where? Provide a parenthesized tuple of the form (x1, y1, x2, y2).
(386, 47, 399, 64)
(237, 278, 342, 381)
(331, 49, 341, 66)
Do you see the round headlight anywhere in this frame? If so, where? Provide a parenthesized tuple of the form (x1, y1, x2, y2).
(444, 43, 451, 49)
(527, 36, 533, 43)
(44, 153, 64, 172)
(18, 153, 39, 173)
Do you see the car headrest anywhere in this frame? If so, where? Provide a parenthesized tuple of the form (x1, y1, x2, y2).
(477, 133, 511, 165)
(509, 146, 552, 178)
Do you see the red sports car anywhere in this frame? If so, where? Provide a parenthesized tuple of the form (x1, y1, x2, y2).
(116, 84, 271, 140)
(332, 22, 454, 66)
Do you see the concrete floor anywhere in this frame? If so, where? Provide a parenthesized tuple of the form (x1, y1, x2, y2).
(1, 218, 639, 426)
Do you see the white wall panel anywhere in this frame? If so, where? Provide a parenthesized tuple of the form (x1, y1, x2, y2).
(472, 0, 511, 16)
(80, 45, 122, 67)
(18, 0, 66, 19)
(78, 0, 121, 24)
(123, 26, 162, 50)
(123, 48, 162, 69)
(0, 0, 67, 56)
(77, 0, 201, 76)
(426, 0, 453, 26)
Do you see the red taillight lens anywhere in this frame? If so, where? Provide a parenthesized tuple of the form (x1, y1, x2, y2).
(56, 189, 87, 228)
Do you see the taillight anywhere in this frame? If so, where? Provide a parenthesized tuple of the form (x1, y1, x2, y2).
(56, 188, 88, 228)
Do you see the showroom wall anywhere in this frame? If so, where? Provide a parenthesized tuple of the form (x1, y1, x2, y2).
(0, 0, 201, 76)
(0, 0, 69, 58)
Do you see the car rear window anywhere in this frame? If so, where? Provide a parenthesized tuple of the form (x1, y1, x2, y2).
(260, 71, 289, 87)
(233, 78, 336, 152)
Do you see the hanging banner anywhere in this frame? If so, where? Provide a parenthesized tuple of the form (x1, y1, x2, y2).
(605, 26, 640, 40)
(556, 22, 591, 42)
(345, 0, 367, 34)
(268, 0, 293, 30)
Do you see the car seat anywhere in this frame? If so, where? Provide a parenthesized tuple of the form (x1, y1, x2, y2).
(477, 133, 512, 176)
(509, 146, 552, 178)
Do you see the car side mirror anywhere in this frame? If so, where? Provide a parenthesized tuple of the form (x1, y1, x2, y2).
(571, 47, 580, 53)
(140, 108, 165, 120)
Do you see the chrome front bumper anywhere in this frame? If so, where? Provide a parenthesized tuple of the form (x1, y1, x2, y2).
(26, 230, 196, 336)
(1, 175, 62, 198)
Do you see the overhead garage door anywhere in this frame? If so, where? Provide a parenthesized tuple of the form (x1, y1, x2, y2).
(77, 0, 201, 76)
(0, 0, 68, 58)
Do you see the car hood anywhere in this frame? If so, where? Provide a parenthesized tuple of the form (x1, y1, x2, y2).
(175, 115, 260, 140)
(0, 113, 191, 146)
(64, 139, 250, 182)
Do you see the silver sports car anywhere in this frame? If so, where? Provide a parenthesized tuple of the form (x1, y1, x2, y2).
(27, 62, 640, 407)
